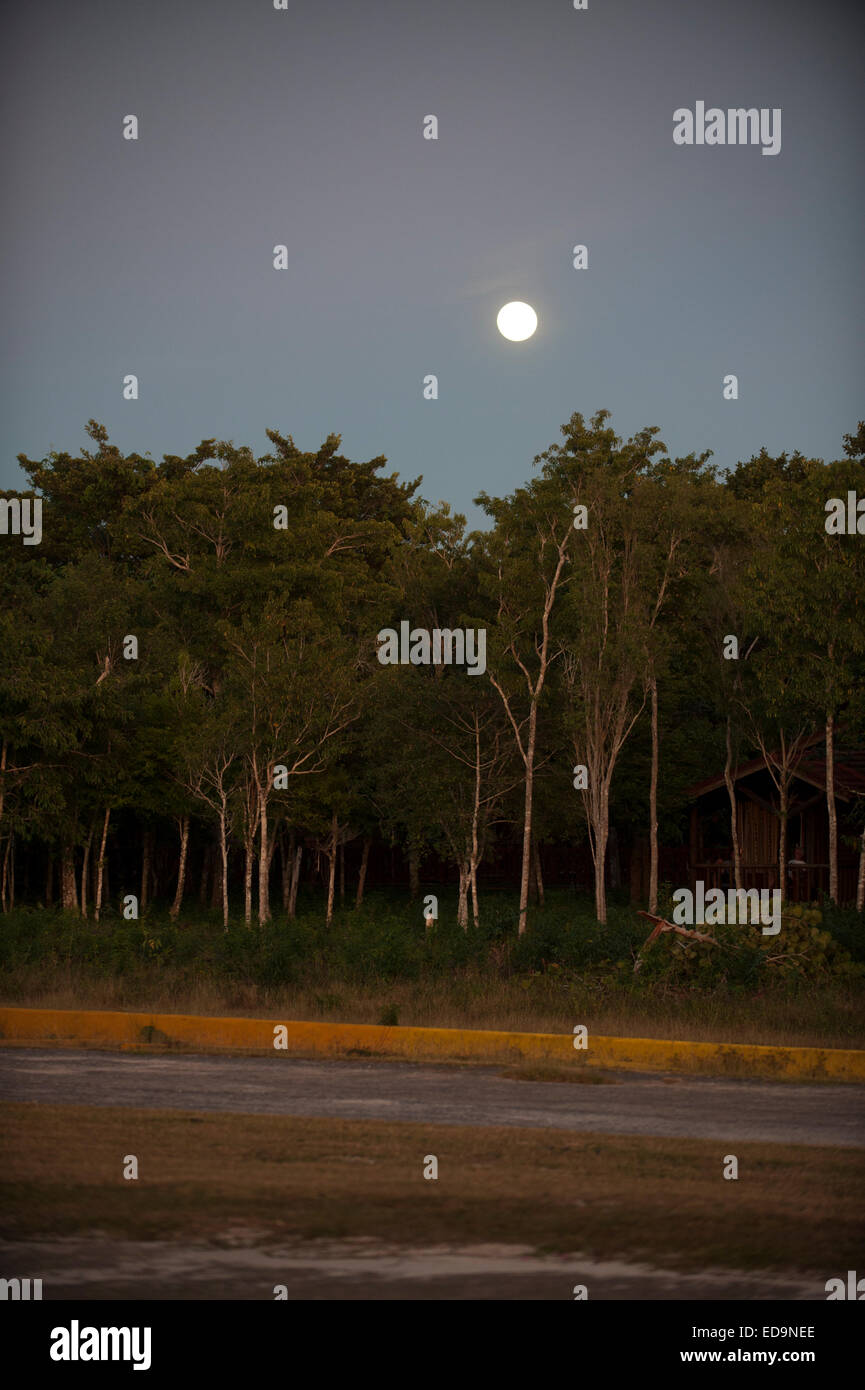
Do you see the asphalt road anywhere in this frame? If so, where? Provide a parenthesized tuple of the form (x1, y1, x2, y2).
(2, 1048, 862, 1147)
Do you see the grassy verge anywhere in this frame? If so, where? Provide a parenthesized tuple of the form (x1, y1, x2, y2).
(2, 969, 864, 1050)
(2, 893, 863, 1049)
(1, 1101, 862, 1272)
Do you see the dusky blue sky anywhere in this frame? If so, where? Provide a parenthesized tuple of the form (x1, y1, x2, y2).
(2, 0, 862, 529)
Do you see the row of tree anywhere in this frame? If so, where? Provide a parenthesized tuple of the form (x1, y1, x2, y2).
(1, 410, 863, 929)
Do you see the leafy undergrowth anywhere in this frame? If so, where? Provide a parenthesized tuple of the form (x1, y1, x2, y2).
(1, 891, 864, 1048)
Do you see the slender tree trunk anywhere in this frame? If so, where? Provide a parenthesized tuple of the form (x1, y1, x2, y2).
(8, 838, 13, 911)
(724, 715, 742, 892)
(219, 811, 230, 931)
(258, 786, 271, 925)
(80, 821, 94, 920)
(593, 784, 610, 926)
(170, 814, 190, 919)
(288, 844, 302, 919)
(648, 674, 659, 913)
(326, 812, 337, 926)
(778, 780, 788, 902)
(244, 838, 254, 925)
(0, 740, 6, 827)
(339, 840, 345, 906)
(532, 838, 544, 909)
(356, 837, 371, 908)
(141, 828, 153, 912)
(61, 839, 78, 913)
(408, 848, 420, 901)
(826, 711, 838, 904)
(518, 703, 538, 934)
(457, 863, 469, 929)
(95, 808, 110, 922)
(469, 718, 482, 925)
(857, 825, 865, 913)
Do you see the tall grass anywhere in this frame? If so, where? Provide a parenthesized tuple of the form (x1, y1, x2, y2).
(1, 890, 863, 1048)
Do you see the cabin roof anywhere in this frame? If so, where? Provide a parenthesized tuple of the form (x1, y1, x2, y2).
(685, 737, 865, 803)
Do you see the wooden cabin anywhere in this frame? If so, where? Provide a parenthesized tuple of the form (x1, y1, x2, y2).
(684, 735, 865, 904)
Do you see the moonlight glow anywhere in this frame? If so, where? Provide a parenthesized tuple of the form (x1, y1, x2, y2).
(496, 301, 537, 341)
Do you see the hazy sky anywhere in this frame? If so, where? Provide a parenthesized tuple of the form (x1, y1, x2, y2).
(2, 0, 862, 527)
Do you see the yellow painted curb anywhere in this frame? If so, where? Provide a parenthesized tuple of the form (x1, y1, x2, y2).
(0, 1006, 863, 1081)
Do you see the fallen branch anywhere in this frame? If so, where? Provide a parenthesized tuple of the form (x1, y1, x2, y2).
(634, 910, 721, 973)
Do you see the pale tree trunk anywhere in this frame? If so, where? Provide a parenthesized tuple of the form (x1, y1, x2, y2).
(826, 712, 838, 904)
(592, 784, 610, 926)
(518, 702, 538, 932)
(170, 814, 190, 919)
(409, 849, 420, 901)
(258, 784, 272, 925)
(244, 837, 255, 925)
(469, 857, 479, 925)
(457, 863, 469, 929)
(141, 829, 153, 912)
(778, 780, 788, 902)
(288, 844, 302, 918)
(326, 813, 337, 926)
(724, 715, 743, 892)
(490, 539, 570, 937)
(469, 716, 481, 925)
(648, 674, 659, 913)
(339, 840, 345, 907)
(61, 839, 78, 912)
(532, 838, 544, 909)
(356, 837, 371, 908)
(857, 825, 865, 913)
(581, 735, 612, 926)
(80, 820, 94, 919)
(219, 811, 230, 931)
(95, 808, 110, 922)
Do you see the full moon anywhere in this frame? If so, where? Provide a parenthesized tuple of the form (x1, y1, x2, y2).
(496, 301, 538, 341)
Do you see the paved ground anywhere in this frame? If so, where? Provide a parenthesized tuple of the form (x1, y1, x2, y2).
(2, 1048, 863, 1146)
(0, 1235, 826, 1300)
